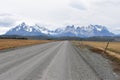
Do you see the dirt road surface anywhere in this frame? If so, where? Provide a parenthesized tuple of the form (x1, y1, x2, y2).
(0, 41, 117, 80)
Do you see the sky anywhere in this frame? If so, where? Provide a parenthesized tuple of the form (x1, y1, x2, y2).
(0, 0, 120, 34)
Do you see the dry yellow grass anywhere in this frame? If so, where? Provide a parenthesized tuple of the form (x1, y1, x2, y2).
(73, 41, 120, 54)
(83, 41, 120, 53)
(0, 39, 54, 50)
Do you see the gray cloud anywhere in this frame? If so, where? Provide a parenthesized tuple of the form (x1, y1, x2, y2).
(0, 13, 17, 27)
(70, 1, 87, 10)
(93, 0, 120, 6)
(0, 13, 13, 16)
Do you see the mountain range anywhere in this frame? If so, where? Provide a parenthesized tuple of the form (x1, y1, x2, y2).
(5, 22, 114, 37)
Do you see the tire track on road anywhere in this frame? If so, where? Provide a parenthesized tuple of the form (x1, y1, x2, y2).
(0, 42, 58, 74)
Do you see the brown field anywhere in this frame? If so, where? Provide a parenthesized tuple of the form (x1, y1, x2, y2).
(72, 41, 120, 54)
(0, 39, 54, 50)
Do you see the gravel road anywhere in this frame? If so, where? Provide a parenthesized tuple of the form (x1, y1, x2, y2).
(0, 41, 117, 80)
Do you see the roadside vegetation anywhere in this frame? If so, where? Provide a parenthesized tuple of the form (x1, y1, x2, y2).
(0, 39, 54, 50)
(80, 41, 120, 54)
(72, 41, 120, 76)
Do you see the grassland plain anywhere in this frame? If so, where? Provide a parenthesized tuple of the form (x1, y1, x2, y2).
(0, 39, 54, 50)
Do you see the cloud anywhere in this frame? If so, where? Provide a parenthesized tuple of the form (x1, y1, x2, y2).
(0, 27, 10, 35)
(0, 13, 13, 16)
(0, 19, 15, 27)
(69, 0, 87, 10)
(92, 0, 120, 6)
(0, 0, 119, 34)
(0, 13, 18, 27)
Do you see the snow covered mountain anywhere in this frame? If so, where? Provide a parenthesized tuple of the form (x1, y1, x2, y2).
(52, 24, 114, 37)
(5, 22, 52, 36)
(6, 23, 40, 36)
(5, 22, 114, 37)
(75, 25, 114, 37)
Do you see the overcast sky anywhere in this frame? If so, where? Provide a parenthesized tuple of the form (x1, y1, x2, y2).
(0, 0, 120, 34)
